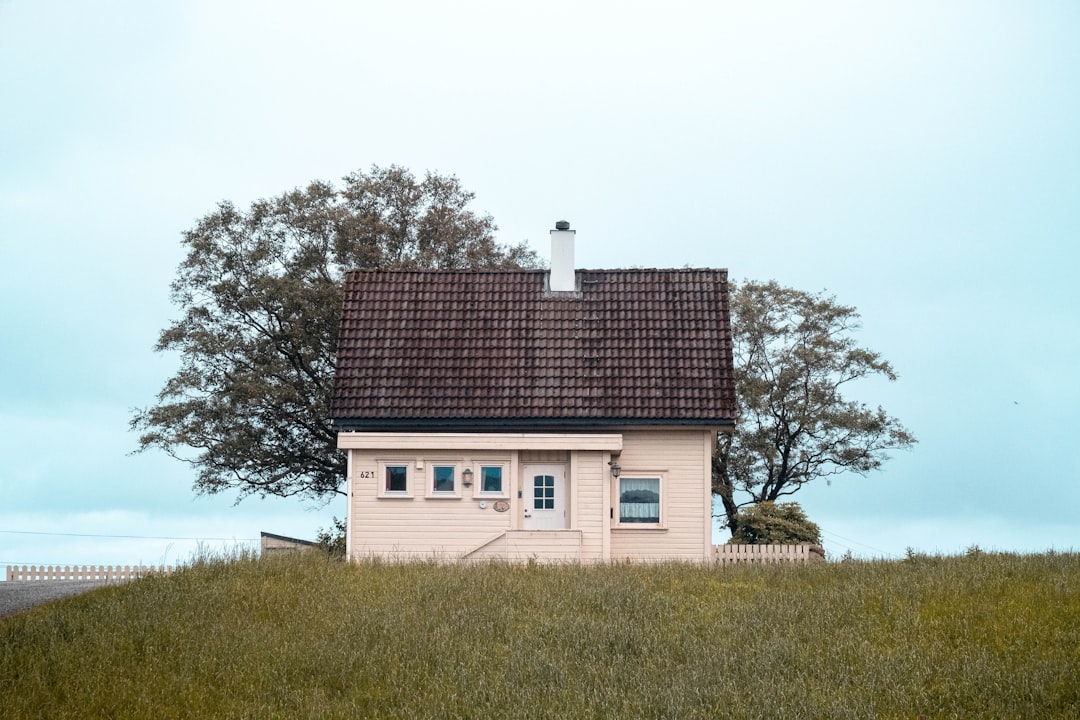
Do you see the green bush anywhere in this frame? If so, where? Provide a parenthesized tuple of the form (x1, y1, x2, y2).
(314, 516, 347, 559)
(728, 500, 822, 545)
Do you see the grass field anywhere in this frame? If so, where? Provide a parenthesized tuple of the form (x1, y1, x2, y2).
(2, 551, 1078, 719)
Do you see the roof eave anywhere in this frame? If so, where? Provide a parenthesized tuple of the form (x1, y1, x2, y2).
(332, 416, 735, 433)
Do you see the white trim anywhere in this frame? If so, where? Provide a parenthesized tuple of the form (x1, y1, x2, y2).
(569, 451, 579, 531)
(345, 450, 353, 561)
(702, 431, 714, 560)
(338, 432, 623, 452)
(602, 451, 612, 561)
(509, 453, 521, 529)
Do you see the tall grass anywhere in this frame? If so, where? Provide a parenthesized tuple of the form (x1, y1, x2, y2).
(2, 551, 1078, 719)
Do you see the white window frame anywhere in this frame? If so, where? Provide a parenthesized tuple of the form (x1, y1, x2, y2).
(475, 463, 509, 499)
(613, 474, 665, 529)
(427, 461, 462, 498)
(377, 461, 413, 498)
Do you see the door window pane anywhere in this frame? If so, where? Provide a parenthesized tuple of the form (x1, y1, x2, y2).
(619, 477, 660, 523)
(533, 475, 554, 509)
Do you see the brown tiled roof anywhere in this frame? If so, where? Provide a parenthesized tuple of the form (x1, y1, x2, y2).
(331, 269, 735, 428)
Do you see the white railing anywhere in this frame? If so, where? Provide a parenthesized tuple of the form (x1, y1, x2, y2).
(713, 543, 825, 565)
(4, 564, 176, 582)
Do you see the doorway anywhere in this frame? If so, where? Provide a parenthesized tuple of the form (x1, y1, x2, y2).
(521, 464, 568, 530)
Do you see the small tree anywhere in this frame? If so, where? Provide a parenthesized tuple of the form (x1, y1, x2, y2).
(315, 517, 347, 559)
(714, 280, 916, 535)
(727, 502, 821, 545)
(132, 165, 540, 502)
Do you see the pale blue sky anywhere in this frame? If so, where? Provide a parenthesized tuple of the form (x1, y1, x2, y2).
(2, 1, 1078, 567)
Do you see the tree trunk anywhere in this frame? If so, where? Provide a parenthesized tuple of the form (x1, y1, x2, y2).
(712, 441, 740, 534)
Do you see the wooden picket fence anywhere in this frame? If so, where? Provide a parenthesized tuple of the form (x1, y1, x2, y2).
(5, 564, 176, 582)
(713, 543, 825, 565)
(4, 549, 823, 579)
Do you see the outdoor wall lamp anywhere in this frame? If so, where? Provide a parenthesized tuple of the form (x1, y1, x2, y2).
(608, 460, 621, 478)
(462, 468, 474, 487)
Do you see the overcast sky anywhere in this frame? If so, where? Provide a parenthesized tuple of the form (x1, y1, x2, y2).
(2, 1, 1078, 569)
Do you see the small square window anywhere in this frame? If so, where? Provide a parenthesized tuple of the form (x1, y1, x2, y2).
(618, 477, 661, 524)
(432, 465, 456, 493)
(385, 465, 408, 493)
(480, 466, 503, 494)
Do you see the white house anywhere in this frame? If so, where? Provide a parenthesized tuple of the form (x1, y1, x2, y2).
(331, 222, 736, 562)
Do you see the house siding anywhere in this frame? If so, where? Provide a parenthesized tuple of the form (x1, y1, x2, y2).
(347, 448, 515, 561)
(609, 428, 714, 562)
(343, 428, 714, 563)
(573, 450, 607, 562)
(465, 531, 584, 562)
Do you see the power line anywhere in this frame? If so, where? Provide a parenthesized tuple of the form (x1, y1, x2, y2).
(0, 529, 258, 542)
(818, 526, 899, 560)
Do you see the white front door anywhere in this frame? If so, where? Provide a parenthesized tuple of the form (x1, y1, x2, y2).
(522, 464, 568, 530)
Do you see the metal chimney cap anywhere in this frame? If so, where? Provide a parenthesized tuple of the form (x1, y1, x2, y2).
(554, 220, 570, 231)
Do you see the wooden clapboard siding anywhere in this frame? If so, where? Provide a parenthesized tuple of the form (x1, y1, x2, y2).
(466, 531, 583, 562)
(573, 451, 606, 562)
(609, 428, 714, 562)
(520, 450, 571, 464)
(347, 448, 514, 560)
(347, 447, 612, 561)
(345, 429, 715, 563)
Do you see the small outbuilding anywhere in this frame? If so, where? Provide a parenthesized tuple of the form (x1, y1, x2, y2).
(259, 532, 316, 557)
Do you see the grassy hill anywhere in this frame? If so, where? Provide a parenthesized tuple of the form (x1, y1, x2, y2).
(2, 551, 1078, 719)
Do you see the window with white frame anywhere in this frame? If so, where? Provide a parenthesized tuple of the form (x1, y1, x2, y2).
(385, 465, 408, 492)
(431, 464, 458, 495)
(617, 476, 662, 525)
(378, 462, 411, 497)
(478, 465, 505, 496)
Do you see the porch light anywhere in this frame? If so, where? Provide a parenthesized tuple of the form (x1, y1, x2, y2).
(609, 460, 621, 478)
(461, 468, 474, 487)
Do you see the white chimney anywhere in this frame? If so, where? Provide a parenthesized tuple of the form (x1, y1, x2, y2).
(549, 220, 576, 292)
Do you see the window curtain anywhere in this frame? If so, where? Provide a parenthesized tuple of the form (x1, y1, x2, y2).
(619, 478, 660, 523)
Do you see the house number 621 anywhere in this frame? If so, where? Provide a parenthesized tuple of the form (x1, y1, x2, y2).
(357, 471, 376, 479)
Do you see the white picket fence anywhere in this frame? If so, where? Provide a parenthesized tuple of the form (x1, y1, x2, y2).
(4, 564, 176, 582)
(4, 549, 822, 579)
(713, 543, 825, 565)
